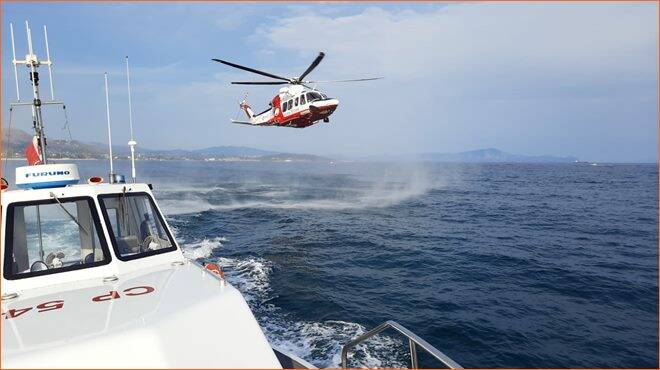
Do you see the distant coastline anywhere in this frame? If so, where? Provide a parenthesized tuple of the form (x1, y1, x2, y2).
(7, 127, 655, 164)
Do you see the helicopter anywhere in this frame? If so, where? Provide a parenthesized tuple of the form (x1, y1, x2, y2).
(212, 52, 382, 128)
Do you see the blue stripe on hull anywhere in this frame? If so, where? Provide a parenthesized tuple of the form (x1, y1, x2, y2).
(17, 179, 79, 189)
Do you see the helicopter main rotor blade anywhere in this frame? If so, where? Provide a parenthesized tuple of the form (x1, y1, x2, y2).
(305, 77, 384, 83)
(231, 81, 290, 85)
(212, 58, 292, 82)
(297, 52, 325, 82)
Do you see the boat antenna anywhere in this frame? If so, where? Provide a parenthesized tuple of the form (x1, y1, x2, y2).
(125, 56, 137, 183)
(9, 21, 58, 164)
(43, 25, 55, 101)
(104, 72, 116, 182)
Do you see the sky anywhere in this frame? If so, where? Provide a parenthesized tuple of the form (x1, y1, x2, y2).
(2, 2, 658, 162)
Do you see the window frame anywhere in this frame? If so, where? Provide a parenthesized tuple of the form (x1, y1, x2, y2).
(98, 192, 178, 262)
(3, 196, 112, 281)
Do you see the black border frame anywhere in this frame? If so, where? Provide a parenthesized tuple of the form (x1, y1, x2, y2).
(97, 191, 178, 262)
(3, 196, 112, 280)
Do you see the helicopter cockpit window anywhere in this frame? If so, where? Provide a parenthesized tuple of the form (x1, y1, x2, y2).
(307, 92, 323, 102)
(99, 192, 176, 261)
(3, 197, 111, 280)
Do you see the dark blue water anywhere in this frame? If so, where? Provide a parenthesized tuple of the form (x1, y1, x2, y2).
(6, 160, 658, 367)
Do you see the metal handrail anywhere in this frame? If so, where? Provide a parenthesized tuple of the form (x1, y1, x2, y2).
(341, 320, 462, 369)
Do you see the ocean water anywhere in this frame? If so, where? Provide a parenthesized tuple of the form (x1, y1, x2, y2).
(4, 160, 658, 368)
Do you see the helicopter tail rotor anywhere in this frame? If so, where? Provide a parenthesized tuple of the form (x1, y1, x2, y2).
(238, 93, 254, 119)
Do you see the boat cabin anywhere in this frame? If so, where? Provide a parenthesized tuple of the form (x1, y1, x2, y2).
(0, 163, 310, 368)
(2, 164, 180, 290)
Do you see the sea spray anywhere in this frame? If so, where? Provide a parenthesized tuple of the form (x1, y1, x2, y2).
(157, 162, 442, 214)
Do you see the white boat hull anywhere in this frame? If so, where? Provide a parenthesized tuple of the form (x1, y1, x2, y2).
(2, 260, 282, 368)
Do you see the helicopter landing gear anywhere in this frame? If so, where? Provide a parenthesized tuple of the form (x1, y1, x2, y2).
(323, 117, 330, 123)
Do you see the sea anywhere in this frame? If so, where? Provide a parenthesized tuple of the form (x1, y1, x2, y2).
(4, 159, 658, 368)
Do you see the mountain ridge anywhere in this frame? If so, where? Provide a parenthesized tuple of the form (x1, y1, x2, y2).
(3, 128, 580, 163)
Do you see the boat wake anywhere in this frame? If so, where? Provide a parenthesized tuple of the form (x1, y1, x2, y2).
(180, 238, 408, 368)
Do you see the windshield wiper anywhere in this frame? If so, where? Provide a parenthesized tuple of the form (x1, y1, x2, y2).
(49, 192, 90, 235)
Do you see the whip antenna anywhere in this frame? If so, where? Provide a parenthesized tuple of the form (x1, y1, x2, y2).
(10, 23, 20, 101)
(104, 72, 115, 182)
(43, 25, 55, 100)
(125, 56, 137, 183)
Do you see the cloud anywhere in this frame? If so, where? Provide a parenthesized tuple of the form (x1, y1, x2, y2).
(243, 3, 657, 161)
(255, 4, 657, 97)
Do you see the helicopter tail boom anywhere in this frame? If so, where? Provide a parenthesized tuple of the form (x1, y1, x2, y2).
(230, 119, 257, 126)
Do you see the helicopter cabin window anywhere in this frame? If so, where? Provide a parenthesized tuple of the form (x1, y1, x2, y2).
(3, 197, 111, 280)
(99, 192, 176, 261)
(295, 97, 299, 106)
(288, 99, 293, 110)
(307, 92, 323, 103)
(281, 101, 287, 112)
(300, 95, 306, 105)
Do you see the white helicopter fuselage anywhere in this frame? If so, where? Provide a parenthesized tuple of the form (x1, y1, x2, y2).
(232, 85, 339, 128)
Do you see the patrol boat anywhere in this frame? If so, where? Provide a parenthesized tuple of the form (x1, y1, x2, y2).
(1, 22, 462, 369)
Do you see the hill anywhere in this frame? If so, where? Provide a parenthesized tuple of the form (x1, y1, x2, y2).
(3, 128, 579, 163)
(1, 128, 330, 162)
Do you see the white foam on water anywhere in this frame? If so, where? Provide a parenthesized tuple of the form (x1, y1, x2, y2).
(216, 255, 273, 303)
(213, 254, 408, 368)
(265, 319, 408, 368)
(180, 236, 227, 260)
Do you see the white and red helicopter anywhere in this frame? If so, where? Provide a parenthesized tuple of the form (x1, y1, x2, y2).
(212, 52, 381, 128)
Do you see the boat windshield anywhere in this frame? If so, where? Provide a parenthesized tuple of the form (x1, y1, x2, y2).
(3, 197, 110, 279)
(98, 192, 176, 261)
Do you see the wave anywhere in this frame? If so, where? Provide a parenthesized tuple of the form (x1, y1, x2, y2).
(180, 236, 227, 259)
(216, 255, 273, 302)
(179, 236, 406, 367)
(212, 253, 407, 368)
